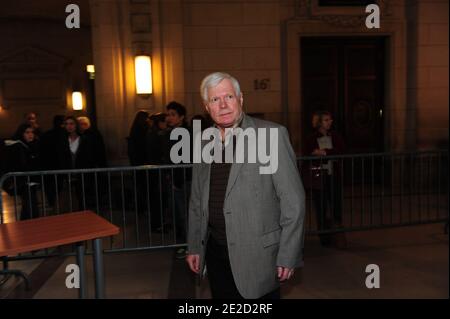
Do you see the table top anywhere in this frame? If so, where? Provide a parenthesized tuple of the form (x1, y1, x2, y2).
(0, 211, 120, 257)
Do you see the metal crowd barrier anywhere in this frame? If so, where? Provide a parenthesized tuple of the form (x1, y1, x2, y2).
(298, 150, 449, 234)
(0, 164, 192, 260)
(0, 150, 448, 261)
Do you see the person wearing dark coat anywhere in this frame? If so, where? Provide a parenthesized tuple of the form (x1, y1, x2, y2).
(145, 112, 167, 165)
(40, 115, 65, 209)
(77, 116, 108, 210)
(127, 111, 150, 166)
(57, 116, 98, 170)
(56, 116, 99, 211)
(164, 101, 191, 258)
(5, 123, 41, 220)
(126, 111, 151, 217)
(302, 110, 345, 246)
(77, 116, 107, 168)
(144, 112, 168, 231)
(22, 112, 43, 139)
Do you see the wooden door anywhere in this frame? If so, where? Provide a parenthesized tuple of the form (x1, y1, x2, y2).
(301, 37, 385, 154)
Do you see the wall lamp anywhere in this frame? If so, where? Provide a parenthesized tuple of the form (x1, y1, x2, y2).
(135, 55, 153, 97)
(86, 64, 95, 79)
(72, 91, 83, 110)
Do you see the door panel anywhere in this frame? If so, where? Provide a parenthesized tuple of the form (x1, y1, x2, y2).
(301, 37, 385, 154)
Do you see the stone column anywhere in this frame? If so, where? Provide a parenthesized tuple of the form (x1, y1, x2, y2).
(151, 0, 186, 108)
(90, 0, 127, 165)
(90, 0, 156, 165)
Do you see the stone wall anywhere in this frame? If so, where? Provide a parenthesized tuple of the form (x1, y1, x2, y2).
(0, 0, 448, 165)
(414, 0, 449, 150)
(0, 0, 92, 139)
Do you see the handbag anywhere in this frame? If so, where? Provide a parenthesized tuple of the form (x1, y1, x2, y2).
(302, 163, 328, 190)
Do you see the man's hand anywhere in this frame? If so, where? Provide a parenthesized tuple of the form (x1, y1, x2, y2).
(277, 266, 294, 282)
(186, 254, 200, 274)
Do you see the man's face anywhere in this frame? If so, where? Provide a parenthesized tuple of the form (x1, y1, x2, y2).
(27, 113, 37, 126)
(167, 109, 184, 128)
(205, 79, 243, 129)
(65, 119, 77, 134)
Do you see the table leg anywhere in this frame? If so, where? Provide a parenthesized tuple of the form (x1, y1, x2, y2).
(92, 238, 105, 299)
(76, 242, 87, 299)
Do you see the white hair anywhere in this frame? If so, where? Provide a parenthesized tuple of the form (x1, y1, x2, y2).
(77, 116, 91, 127)
(200, 72, 242, 103)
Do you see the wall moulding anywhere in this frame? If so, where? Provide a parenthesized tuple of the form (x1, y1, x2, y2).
(298, 0, 391, 28)
(0, 46, 70, 109)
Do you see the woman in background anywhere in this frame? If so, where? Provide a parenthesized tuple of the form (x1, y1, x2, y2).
(56, 116, 97, 211)
(127, 111, 150, 166)
(146, 112, 167, 165)
(164, 102, 190, 259)
(145, 112, 168, 231)
(303, 111, 345, 247)
(6, 124, 41, 220)
(127, 111, 151, 216)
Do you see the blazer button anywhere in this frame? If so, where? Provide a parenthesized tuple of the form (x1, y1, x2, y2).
(201, 240, 205, 245)
(225, 211, 231, 215)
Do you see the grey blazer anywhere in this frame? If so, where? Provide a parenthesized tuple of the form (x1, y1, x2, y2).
(188, 114, 305, 299)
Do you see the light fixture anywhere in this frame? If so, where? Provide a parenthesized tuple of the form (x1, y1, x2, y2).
(86, 64, 95, 79)
(86, 65, 95, 73)
(72, 91, 83, 110)
(134, 55, 153, 96)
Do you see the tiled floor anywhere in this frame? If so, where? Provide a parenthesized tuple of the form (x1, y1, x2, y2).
(1, 223, 448, 299)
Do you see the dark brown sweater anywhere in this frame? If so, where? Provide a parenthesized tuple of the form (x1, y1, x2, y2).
(207, 120, 242, 246)
(208, 150, 232, 246)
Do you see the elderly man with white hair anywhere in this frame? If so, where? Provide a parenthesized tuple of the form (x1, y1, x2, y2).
(76, 116, 107, 168)
(186, 72, 306, 299)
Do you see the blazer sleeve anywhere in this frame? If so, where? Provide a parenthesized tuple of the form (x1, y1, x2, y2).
(187, 162, 202, 255)
(271, 126, 306, 268)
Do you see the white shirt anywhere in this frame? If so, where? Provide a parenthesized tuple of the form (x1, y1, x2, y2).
(317, 135, 334, 175)
(69, 136, 80, 155)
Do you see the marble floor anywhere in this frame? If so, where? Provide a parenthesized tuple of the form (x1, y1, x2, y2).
(1, 223, 448, 299)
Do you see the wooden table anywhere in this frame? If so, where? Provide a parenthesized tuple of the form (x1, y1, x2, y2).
(0, 211, 119, 299)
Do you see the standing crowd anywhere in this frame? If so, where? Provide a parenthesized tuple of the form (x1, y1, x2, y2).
(1, 96, 345, 259)
(1, 112, 106, 220)
(126, 101, 211, 258)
